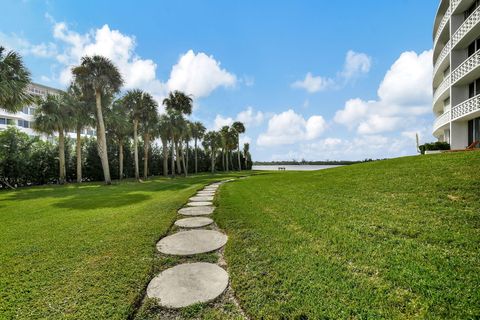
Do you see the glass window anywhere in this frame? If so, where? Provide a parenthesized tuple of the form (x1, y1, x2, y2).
(6, 119, 15, 125)
(0, 118, 5, 125)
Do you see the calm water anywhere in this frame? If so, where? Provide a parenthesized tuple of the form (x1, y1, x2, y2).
(252, 165, 343, 171)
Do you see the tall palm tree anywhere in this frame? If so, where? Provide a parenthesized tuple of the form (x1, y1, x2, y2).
(191, 121, 206, 174)
(203, 131, 221, 174)
(123, 90, 156, 180)
(66, 84, 95, 183)
(71, 55, 123, 185)
(220, 126, 229, 171)
(0, 47, 32, 113)
(158, 114, 171, 177)
(33, 94, 72, 184)
(140, 99, 159, 180)
(162, 91, 192, 176)
(243, 142, 250, 170)
(226, 127, 238, 170)
(182, 120, 193, 176)
(166, 110, 185, 178)
(106, 98, 132, 180)
(232, 121, 245, 170)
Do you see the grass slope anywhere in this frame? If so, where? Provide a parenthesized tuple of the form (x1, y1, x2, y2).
(0, 174, 242, 319)
(215, 152, 480, 319)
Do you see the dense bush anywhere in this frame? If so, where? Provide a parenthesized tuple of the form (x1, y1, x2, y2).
(419, 141, 450, 154)
(0, 127, 252, 188)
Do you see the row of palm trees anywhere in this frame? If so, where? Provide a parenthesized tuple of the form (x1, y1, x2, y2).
(0, 46, 251, 185)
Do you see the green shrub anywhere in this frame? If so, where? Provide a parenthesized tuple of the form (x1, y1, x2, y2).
(419, 141, 450, 154)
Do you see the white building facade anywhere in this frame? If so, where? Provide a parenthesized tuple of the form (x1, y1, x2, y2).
(0, 82, 96, 139)
(433, 0, 480, 149)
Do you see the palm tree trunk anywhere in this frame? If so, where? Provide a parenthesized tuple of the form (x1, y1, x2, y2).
(181, 145, 187, 177)
(222, 149, 225, 171)
(237, 138, 242, 171)
(244, 152, 248, 170)
(76, 126, 82, 183)
(185, 141, 189, 175)
(143, 134, 150, 180)
(171, 140, 175, 178)
(194, 138, 198, 174)
(226, 150, 229, 172)
(175, 141, 182, 174)
(119, 142, 124, 180)
(58, 129, 66, 184)
(162, 138, 168, 177)
(211, 147, 215, 174)
(95, 90, 111, 185)
(133, 118, 140, 180)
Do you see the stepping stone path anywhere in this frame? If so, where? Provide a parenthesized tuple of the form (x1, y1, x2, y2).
(146, 180, 233, 309)
(175, 217, 213, 228)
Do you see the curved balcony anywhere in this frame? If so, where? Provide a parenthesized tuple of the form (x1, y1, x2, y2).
(433, 75, 451, 106)
(433, 5, 451, 53)
(451, 95, 480, 120)
(451, 50, 480, 84)
(433, 110, 451, 135)
(433, 40, 451, 83)
(452, 4, 480, 48)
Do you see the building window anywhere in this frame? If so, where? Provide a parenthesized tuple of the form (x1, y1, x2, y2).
(0, 118, 6, 125)
(465, 0, 480, 20)
(468, 78, 480, 98)
(17, 119, 30, 128)
(6, 119, 16, 125)
(468, 117, 480, 146)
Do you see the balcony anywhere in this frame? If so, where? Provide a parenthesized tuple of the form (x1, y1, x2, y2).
(433, 74, 451, 106)
(452, 4, 480, 48)
(451, 50, 480, 84)
(452, 0, 462, 13)
(434, 6, 451, 51)
(451, 94, 480, 120)
(433, 40, 451, 81)
(433, 110, 451, 134)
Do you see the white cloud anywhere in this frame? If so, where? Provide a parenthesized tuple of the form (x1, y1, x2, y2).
(334, 50, 433, 135)
(292, 50, 371, 93)
(167, 50, 236, 98)
(291, 72, 334, 93)
(213, 115, 234, 130)
(0, 32, 57, 58)
(257, 109, 327, 146)
(341, 50, 372, 80)
(236, 107, 264, 127)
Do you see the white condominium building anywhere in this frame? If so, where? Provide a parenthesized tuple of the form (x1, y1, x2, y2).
(433, 0, 480, 149)
(0, 82, 96, 139)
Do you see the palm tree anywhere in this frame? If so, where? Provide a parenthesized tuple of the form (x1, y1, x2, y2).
(220, 126, 229, 171)
(162, 91, 192, 176)
(191, 121, 206, 174)
(71, 55, 123, 185)
(203, 131, 221, 174)
(182, 120, 193, 176)
(140, 99, 159, 179)
(0, 47, 32, 113)
(66, 84, 95, 183)
(166, 110, 185, 177)
(157, 115, 171, 177)
(243, 143, 250, 169)
(106, 98, 131, 180)
(226, 127, 238, 170)
(33, 94, 71, 184)
(232, 121, 245, 170)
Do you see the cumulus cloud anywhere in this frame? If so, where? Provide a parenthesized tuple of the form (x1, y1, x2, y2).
(214, 106, 264, 130)
(291, 72, 334, 93)
(0, 32, 57, 58)
(341, 50, 372, 80)
(292, 50, 371, 93)
(334, 50, 433, 135)
(166, 50, 236, 98)
(257, 109, 327, 146)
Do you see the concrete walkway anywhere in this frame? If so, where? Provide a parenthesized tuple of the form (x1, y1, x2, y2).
(146, 180, 232, 309)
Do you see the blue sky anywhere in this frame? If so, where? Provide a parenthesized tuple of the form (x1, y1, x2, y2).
(1, 0, 439, 161)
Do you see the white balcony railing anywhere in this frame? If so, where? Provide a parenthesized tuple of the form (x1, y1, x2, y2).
(433, 74, 451, 104)
(452, 4, 480, 47)
(451, 95, 480, 119)
(452, 50, 480, 83)
(433, 110, 451, 133)
(452, 0, 461, 12)
(433, 40, 451, 77)
(434, 6, 451, 48)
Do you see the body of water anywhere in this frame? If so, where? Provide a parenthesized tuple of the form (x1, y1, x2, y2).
(252, 165, 343, 171)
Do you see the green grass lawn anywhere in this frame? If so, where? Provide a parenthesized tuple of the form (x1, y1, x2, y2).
(215, 152, 480, 319)
(0, 173, 244, 319)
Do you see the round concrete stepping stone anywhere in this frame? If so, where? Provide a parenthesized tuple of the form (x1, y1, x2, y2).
(147, 262, 229, 308)
(187, 201, 213, 207)
(178, 206, 215, 216)
(190, 196, 214, 202)
(157, 230, 227, 255)
(175, 217, 213, 228)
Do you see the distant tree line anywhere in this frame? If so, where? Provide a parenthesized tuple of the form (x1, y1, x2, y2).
(253, 159, 370, 166)
(0, 47, 252, 188)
